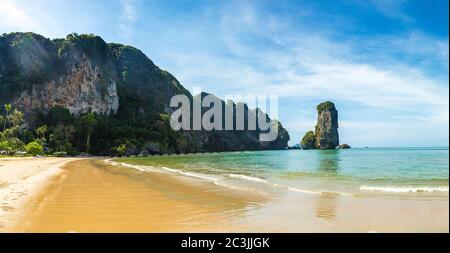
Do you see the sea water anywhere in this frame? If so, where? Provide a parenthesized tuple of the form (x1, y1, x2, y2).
(114, 147, 449, 199)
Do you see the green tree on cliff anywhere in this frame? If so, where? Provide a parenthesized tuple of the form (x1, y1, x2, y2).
(301, 131, 317, 150)
(316, 101, 335, 112)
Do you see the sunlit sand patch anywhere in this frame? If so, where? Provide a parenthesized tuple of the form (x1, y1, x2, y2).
(0, 157, 79, 231)
(11, 159, 268, 232)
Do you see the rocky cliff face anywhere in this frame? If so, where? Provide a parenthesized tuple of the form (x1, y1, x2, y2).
(0, 33, 123, 124)
(14, 57, 119, 124)
(315, 101, 339, 149)
(0, 32, 289, 153)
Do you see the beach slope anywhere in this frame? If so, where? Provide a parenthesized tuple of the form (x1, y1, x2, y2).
(0, 157, 79, 231)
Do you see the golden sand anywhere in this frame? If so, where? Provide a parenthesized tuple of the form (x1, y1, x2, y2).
(4, 158, 449, 232)
(10, 159, 266, 232)
(0, 157, 78, 231)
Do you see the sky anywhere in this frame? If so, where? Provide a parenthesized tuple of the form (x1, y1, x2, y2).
(1, 0, 449, 147)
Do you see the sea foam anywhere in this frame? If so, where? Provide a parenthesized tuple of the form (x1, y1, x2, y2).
(360, 185, 449, 193)
(111, 161, 265, 193)
(106, 160, 352, 196)
(228, 174, 267, 183)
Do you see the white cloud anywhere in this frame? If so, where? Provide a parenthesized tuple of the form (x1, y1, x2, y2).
(0, 0, 40, 32)
(119, 0, 137, 40)
(147, 2, 448, 146)
(1, 0, 446, 146)
(0, 0, 63, 38)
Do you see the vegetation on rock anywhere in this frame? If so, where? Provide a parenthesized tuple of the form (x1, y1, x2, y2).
(301, 131, 317, 149)
(316, 101, 336, 113)
(0, 32, 290, 156)
(298, 101, 343, 150)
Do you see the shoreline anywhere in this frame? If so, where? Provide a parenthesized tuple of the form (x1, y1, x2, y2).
(1, 158, 448, 232)
(10, 159, 268, 232)
(114, 155, 449, 199)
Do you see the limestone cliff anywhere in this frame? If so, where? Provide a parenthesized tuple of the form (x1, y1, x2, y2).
(314, 101, 339, 149)
(0, 32, 289, 154)
(14, 57, 119, 123)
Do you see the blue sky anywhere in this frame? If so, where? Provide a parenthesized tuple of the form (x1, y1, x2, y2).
(1, 0, 448, 147)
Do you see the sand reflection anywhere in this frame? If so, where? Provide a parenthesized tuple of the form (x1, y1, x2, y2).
(315, 192, 338, 220)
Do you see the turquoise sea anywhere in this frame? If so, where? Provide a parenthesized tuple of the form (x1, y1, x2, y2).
(115, 147, 449, 199)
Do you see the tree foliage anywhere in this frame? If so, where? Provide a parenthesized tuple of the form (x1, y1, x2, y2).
(301, 130, 317, 150)
(316, 101, 336, 113)
(25, 141, 44, 155)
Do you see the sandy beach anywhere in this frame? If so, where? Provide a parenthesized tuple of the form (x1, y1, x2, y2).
(0, 157, 79, 231)
(7, 158, 268, 232)
(1, 158, 448, 232)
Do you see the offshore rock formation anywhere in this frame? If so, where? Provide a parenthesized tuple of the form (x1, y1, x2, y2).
(0, 32, 289, 154)
(315, 101, 339, 149)
(300, 130, 316, 150)
(337, 144, 350, 149)
(300, 101, 339, 150)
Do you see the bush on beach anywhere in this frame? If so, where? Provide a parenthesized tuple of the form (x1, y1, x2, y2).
(25, 141, 44, 155)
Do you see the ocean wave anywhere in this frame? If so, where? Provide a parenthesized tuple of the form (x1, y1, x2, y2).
(360, 185, 449, 193)
(286, 187, 321, 194)
(271, 183, 353, 196)
(178, 171, 220, 183)
(228, 174, 267, 183)
(109, 161, 266, 193)
(106, 160, 352, 196)
(120, 163, 145, 171)
(104, 160, 164, 173)
(103, 159, 119, 167)
(160, 166, 181, 173)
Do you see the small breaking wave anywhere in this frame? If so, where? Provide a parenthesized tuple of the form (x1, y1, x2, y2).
(228, 174, 267, 183)
(106, 160, 354, 196)
(287, 187, 322, 195)
(178, 171, 220, 183)
(360, 185, 449, 193)
(104, 159, 163, 173)
(108, 160, 265, 193)
(160, 166, 181, 173)
(272, 184, 353, 196)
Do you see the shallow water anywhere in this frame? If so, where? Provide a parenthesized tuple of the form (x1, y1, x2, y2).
(116, 147, 449, 199)
(13, 158, 449, 232)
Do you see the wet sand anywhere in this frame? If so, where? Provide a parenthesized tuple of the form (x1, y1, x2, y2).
(0, 157, 79, 231)
(4, 158, 449, 232)
(10, 159, 266, 232)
